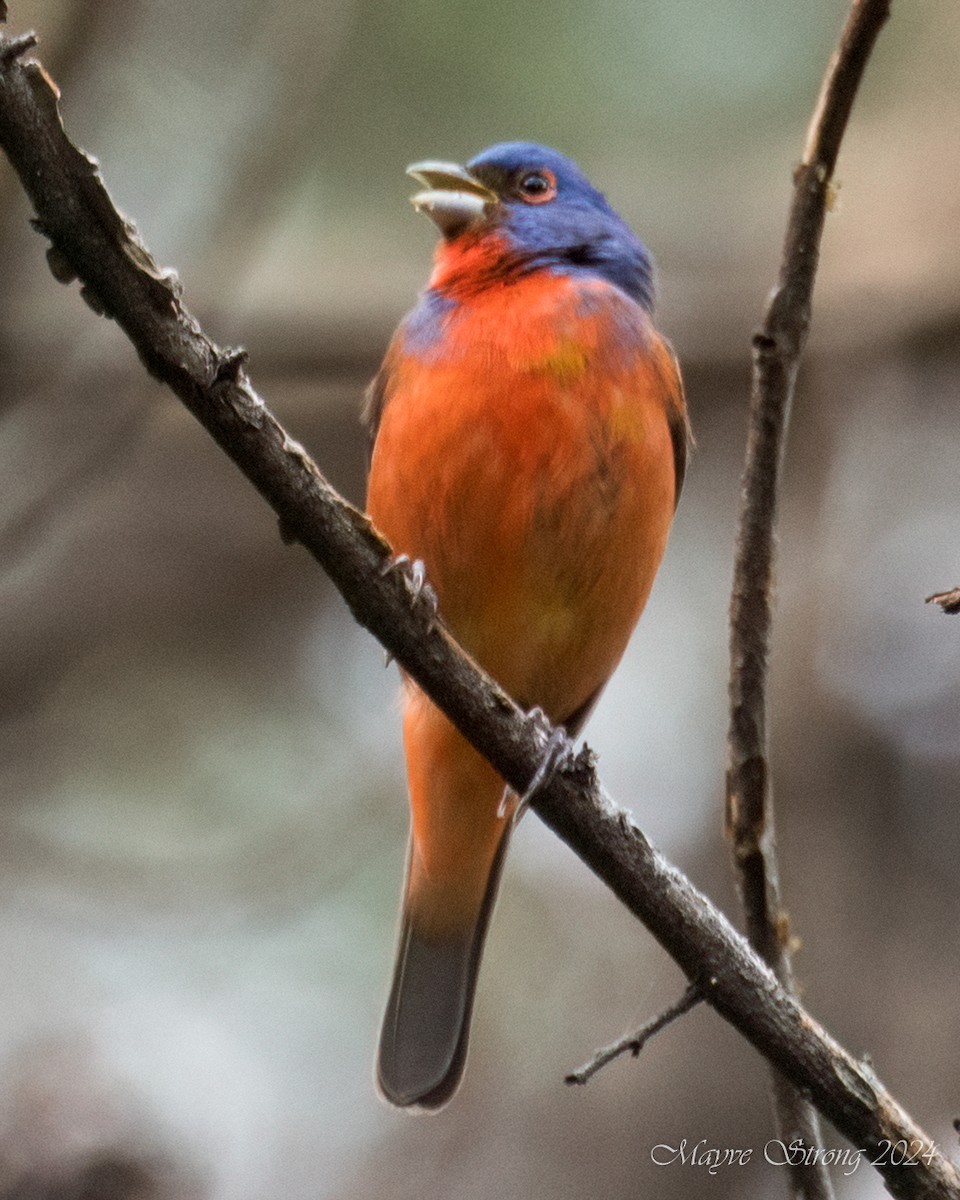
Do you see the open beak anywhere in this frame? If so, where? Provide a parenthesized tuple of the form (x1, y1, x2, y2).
(407, 160, 498, 239)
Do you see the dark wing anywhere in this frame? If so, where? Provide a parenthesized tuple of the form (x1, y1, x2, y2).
(652, 336, 693, 510)
(362, 319, 412, 467)
(558, 689, 599, 740)
(361, 361, 391, 465)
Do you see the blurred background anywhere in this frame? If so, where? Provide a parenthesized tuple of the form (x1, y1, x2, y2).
(0, 0, 958, 1196)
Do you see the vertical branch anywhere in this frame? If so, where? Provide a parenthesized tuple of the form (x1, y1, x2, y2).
(726, 2, 891, 1197)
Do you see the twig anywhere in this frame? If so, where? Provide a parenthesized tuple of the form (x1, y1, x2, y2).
(0, 28, 32, 62)
(1, 23, 958, 1200)
(565, 986, 702, 1086)
(926, 588, 960, 616)
(726, 3, 891, 1198)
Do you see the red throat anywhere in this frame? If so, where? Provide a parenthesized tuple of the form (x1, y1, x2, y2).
(429, 231, 523, 297)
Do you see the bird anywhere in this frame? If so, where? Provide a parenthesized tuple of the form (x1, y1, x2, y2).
(364, 142, 689, 1110)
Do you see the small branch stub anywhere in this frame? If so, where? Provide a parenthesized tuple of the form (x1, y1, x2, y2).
(565, 986, 702, 1086)
(926, 587, 960, 616)
(0, 31, 36, 63)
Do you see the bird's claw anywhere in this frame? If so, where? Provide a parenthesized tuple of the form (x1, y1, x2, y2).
(381, 554, 438, 612)
(504, 707, 576, 820)
(380, 556, 439, 663)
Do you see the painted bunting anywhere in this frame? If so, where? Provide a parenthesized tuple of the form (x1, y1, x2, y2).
(365, 142, 689, 1109)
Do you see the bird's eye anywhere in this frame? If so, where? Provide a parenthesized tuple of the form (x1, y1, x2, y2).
(517, 169, 557, 205)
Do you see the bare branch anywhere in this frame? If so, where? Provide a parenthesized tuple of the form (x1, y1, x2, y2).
(726, 5, 891, 1198)
(1, 18, 957, 1200)
(565, 986, 701, 1087)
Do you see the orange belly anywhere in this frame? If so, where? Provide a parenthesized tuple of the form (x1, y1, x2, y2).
(367, 272, 677, 724)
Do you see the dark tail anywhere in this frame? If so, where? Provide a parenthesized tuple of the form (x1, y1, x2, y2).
(376, 829, 511, 1110)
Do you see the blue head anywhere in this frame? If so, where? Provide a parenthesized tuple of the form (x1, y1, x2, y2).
(407, 142, 655, 311)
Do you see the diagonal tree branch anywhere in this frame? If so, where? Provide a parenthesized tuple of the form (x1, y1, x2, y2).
(0, 16, 957, 1200)
(726, 3, 891, 1198)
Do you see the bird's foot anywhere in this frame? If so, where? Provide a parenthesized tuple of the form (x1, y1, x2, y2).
(379, 555, 439, 665)
(380, 554, 438, 617)
(505, 707, 576, 820)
